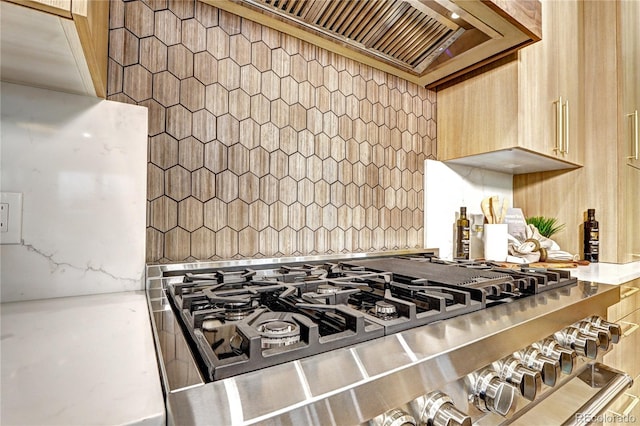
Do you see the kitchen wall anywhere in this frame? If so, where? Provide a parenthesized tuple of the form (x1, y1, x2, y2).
(0, 82, 148, 302)
(107, 0, 436, 262)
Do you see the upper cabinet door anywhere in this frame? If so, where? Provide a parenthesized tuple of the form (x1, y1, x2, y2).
(620, 0, 640, 169)
(205, 0, 542, 89)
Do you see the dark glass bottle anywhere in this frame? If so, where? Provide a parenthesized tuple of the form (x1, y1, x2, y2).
(456, 207, 470, 259)
(583, 209, 599, 262)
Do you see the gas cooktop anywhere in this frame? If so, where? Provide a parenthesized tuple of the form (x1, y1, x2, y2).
(163, 252, 577, 381)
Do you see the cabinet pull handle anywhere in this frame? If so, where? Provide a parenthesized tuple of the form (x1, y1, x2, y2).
(620, 286, 640, 299)
(555, 97, 563, 153)
(564, 99, 570, 154)
(621, 321, 640, 337)
(627, 110, 639, 160)
(608, 392, 640, 417)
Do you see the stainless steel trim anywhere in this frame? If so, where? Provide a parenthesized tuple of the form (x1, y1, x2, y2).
(555, 97, 563, 154)
(564, 99, 570, 154)
(628, 110, 639, 160)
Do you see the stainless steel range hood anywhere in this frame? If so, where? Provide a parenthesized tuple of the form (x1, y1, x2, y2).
(204, 0, 542, 88)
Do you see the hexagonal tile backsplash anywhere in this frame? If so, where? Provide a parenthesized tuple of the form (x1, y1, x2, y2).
(109, 0, 436, 263)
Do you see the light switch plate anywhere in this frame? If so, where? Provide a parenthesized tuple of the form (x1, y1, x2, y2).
(0, 192, 23, 244)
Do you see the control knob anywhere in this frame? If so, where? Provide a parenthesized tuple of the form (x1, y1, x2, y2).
(470, 369, 517, 416)
(574, 320, 611, 351)
(515, 347, 561, 387)
(412, 391, 471, 426)
(369, 409, 416, 426)
(496, 357, 541, 401)
(533, 338, 577, 375)
(587, 316, 622, 344)
(554, 327, 599, 359)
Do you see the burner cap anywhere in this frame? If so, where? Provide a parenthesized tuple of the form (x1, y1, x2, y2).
(317, 284, 339, 294)
(223, 301, 253, 321)
(372, 301, 398, 320)
(256, 319, 301, 349)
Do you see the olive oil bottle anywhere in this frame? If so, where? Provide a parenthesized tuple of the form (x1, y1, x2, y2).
(583, 209, 599, 262)
(456, 207, 470, 259)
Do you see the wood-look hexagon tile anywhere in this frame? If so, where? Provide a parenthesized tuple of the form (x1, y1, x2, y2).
(378, 206, 390, 229)
(407, 227, 419, 248)
(268, 201, 288, 231)
(384, 106, 397, 129)
(322, 66, 338, 92)
(218, 58, 240, 90)
(153, 71, 180, 107)
(165, 227, 191, 261)
(345, 138, 359, 164)
(176, 137, 203, 171)
(166, 105, 192, 140)
(168, 44, 194, 79)
(280, 76, 299, 106)
(137, 99, 165, 137)
(337, 70, 352, 97)
(280, 34, 300, 56)
(146, 227, 163, 262)
(328, 136, 345, 162)
(204, 83, 229, 116)
(277, 126, 296, 155)
(178, 196, 203, 231)
(147, 163, 164, 201)
(304, 204, 321, 231)
(139, 36, 167, 74)
(305, 156, 322, 183)
(286, 202, 305, 231)
(181, 18, 206, 53)
(215, 227, 239, 259)
(203, 198, 227, 231)
(154, 10, 181, 46)
(352, 163, 366, 186)
(389, 207, 402, 230)
(248, 200, 269, 231)
(228, 89, 251, 121)
(365, 206, 379, 230)
(238, 227, 259, 257)
(296, 227, 314, 254)
(314, 227, 329, 253)
(150, 133, 179, 169)
(359, 143, 372, 165)
(427, 119, 436, 140)
(142, 0, 168, 11)
(384, 187, 397, 210)
(278, 176, 297, 206)
(238, 172, 259, 203)
(109, 28, 139, 67)
(229, 34, 251, 66)
(107, 59, 123, 96)
(400, 169, 412, 189)
(219, 9, 241, 35)
(378, 125, 391, 149)
(336, 204, 352, 231)
(401, 207, 413, 230)
(195, 0, 218, 27)
(413, 208, 423, 229)
(259, 175, 278, 205)
(322, 158, 338, 184)
(124, 1, 154, 38)
(250, 94, 270, 125)
(330, 182, 345, 208)
(287, 152, 305, 181)
(238, 119, 259, 150)
(269, 151, 288, 179)
(297, 83, 315, 110)
(240, 65, 261, 96)
(296, 178, 314, 206)
(110, 0, 125, 29)
(194, 52, 217, 85)
(345, 183, 359, 208)
(352, 119, 366, 143)
(390, 168, 402, 190)
(149, 196, 178, 232)
(330, 91, 346, 117)
(372, 103, 385, 126)
(227, 199, 249, 231)
(270, 48, 290, 78)
(297, 129, 314, 157)
(165, 166, 191, 201)
(123, 65, 152, 102)
(337, 160, 353, 183)
(260, 123, 279, 152)
(191, 226, 215, 259)
(217, 114, 240, 145)
(305, 108, 323, 136)
(352, 75, 367, 100)
(228, 144, 249, 175)
(259, 71, 279, 101)
(206, 27, 229, 58)
(412, 170, 423, 189)
(327, 228, 344, 253)
(313, 133, 330, 160)
(261, 26, 280, 49)
(191, 167, 216, 201)
(168, 0, 194, 19)
(352, 205, 365, 230)
(251, 41, 272, 73)
(396, 189, 407, 210)
(359, 184, 373, 208)
(344, 95, 359, 120)
(237, 18, 260, 42)
(366, 121, 378, 144)
(192, 109, 216, 143)
(307, 61, 323, 87)
(277, 226, 296, 255)
(203, 141, 228, 173)
(359, 228, 372, 250)
(316, 86, 330, 113)
(365, 163, 378, 187)
(180, 77, 205, 112)
(406, 189, 417, 211)
(248, 146, 269, 177)
(322, 111, 338, 138)
(270, 99, 289, 129)
(216, 170, 240, 202)
(290, 54, 307, 82)
(389, 129, 401, 151)
(259, 227, 279, 256)
(314, 181, 330, 207)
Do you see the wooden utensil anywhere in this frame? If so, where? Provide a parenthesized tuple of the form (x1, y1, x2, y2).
(481, 197, 493, 223)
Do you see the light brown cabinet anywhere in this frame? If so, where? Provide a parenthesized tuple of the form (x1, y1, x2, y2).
(437, 0, 583, 174)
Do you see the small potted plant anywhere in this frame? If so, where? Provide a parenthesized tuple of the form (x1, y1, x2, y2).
(525, 216, 566, 239)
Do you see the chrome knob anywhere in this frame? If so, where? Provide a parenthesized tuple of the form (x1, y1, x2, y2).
(369, 409, 416, 426)
(497, 357, 541, 401)
(533, 338, 577, 375)
(587, 316, 622, 344)
(574, 320, 611, 351)
(554, 327, 599, 359)
(515, 347, 561, 387)
(412, 391, 471, 426)
(470, 369, 517, 416)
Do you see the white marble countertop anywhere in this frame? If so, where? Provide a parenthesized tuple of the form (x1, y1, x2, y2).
(570, 261, 640, 285)
(1, 291, 165, 426)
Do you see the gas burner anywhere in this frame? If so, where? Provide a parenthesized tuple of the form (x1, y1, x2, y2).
(256, 319, 301, 349)
(223, 301, 254, 321)
(371, 301, 398, 320)
(316, 284, 340, 294)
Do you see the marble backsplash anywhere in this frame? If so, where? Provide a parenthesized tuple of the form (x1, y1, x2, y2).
(424, 159, 513, 260)
(0, 82, 148, 302)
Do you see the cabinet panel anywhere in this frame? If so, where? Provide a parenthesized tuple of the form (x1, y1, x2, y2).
(603, 307, 640, 387)
(608, 280, 640, 322)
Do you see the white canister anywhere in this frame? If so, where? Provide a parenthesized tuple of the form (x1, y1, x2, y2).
(483, 223, 509, 261)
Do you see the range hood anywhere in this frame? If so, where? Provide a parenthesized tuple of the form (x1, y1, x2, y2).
(209, 0, 541, 88)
